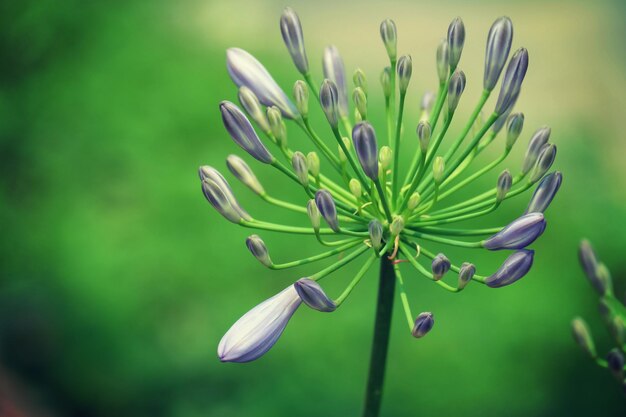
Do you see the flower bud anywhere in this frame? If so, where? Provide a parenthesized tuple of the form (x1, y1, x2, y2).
(420, 91, 435, 120)
(245, 235, 272, 267)
(485, 249, 534, 288)
(491, 107, 512, 135)
(417, 121, 431, 154)
(280, 7, 309, 74)
(433, 156, 445, 185)
(292, 151, 309, 187)
(484, 17, 514, 91)
(353, 122, 379, 180)
(458, 262, 475, 289)
(227, 48, 299, 119)
(322, 46, 349, 117)
(315, 190, 339, 232)
(397, 55, 412, 94)
(607, 349, 625, 378)
(353, 68, 368, 96)
(238, 86, 271, 134)
(407, 193, 421, 210)
(226, 154, 265, 195)
(381, 67, 392, 99)
(369, 219, 384, 249)
(431, 253, 451, 280)
(349, 179, 362, 199)
(221, 101, 274, 164)
(578, 239, 606, 295)
(529, 144, 557, 183)
(380, 19, 397, 61)
(571, 317, 596, 359)
(525, 171, 562, 214)
(379, 146, 392, 170)
(293, 80, 309, 118)
(267, 106, 286, 146)
(307, 151, 320, 178)
(294, 278, 336, 312)
(483, 213, 546, 250)
(596, 263, 613, 296)
(494, 48, 529, 115)
(522, 127, 551, 174)
(202, 177, 251, 224)
(320, 79, 340, 129)
(496, 169, 512, 203)
(505, 112, 524, 150)
(447, 70, 466, 114)
(447, 17, 465, 71)
(412, 312, 435, 338)
(390, 216, 405, 235)
(307, 199, 321, 231)
(612, 316, 625, 347)
(436, 39, 449, 84)
(353, 87, 367, 119)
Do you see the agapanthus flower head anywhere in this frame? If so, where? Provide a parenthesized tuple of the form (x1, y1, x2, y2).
(202, 10, 560, 363)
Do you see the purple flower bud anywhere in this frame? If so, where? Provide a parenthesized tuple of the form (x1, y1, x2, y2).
(578, 240, 605, 295)
(246, 235, 272, 267)
(494, 48, 529, 115)
(200, 166, 251, 223)
(447, 17, 465, 71)
(525, 171, 562, 214)
(226, 155, 265, 196)
(226, 48, 299, 119)
(380, 19, 397, 60)
(417, 121, 431, 153)
(353, 122, 379, 180)
(522, 127, 551, 174)
(447, 70, 466, 113)
(220, 101, 274, 164)
(436, 39, 449, 84)
(485, 249, 534, 288)
(280, 7, 309, 74)
(496, 170, 513, 203)
(484, 17, 514, 91)
(319, 79, 340, 129)
(571, 317, 596, 358)
(369, 219, 383, 249)
(322, 46, 349, 117)
(397, 55, 412, 94)
(294, 278, 336, 312)
(315, 190, 339, 232)
(218, 285, 301, 362)
(458, 262, 476, 289)
(412, 312, 435, 338)
(431, 253, 451, 280)
(483, 213, 546, 250)
(506, 113, 524, 150)
(607, 349, 624, 378)
(529, 144, 557, 183)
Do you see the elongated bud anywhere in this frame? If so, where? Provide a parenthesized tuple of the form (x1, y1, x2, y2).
(322, 46, 349, 117)
(417, 121, 431, 154)
(353, 68, 368, 96)
(353, 122, 379, 180)
(369, 219, 384, 249)
(458, 262, 475, 289)
(381, 67, 391, 99)
(492, 108, 512, 134)
(431, 253, 451, 280)
(226, 48, 299, 119)
(407, 193, 421, 210)
(246, 235, 272, 267)
(353, 87, 367, 119)
(412, 312, 435, 338)
(436, 39, 449, 84)
(420, 91, 435, 120)
(578, 239, 605, 295)
(397, 55, 412, 94)
(522, 127, 551, 174)
(220, 101, 273, 164)
(280, 7, 309, 74)
(379, 146, 392, 170)
(447, 17, 465, 71)
(485, 249, 534, 288)
(315, 190, 339, 232)
(529, 144, 557, 183)
(571, 317, 596, 359)
(294, 278, 336, 312)
(307, 152, 320, 178)
(307, 199, 321, 231)
(525, 171, 562, 214)
(484, 17, 514, 91)
(267, 106, 286, 146)
(218, 285, 301, 362)
(293, 80, 309, 118)
(380, 19, 397, 61)
(447, 70, 466, 113)
(292, 151, 309, 187)
(390, 216, 405, 235)
(607, 349, 625, 378)
(349, 179, 362, 199)
(433, 156, 445, 184)
(238, 86, 271, 134)
(494, 48, 529, 115)
(200, 166, 251, 223)
(226, 154, 265, 195)
(505, 113, 524, 150)
(483, 213, 546, 250)
(596, 263, 613, 296)
(496, 169, 512, 202)
(320, 79, 340, 129)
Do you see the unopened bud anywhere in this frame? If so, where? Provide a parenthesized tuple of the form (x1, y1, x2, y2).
(381, 67, 391, 99)
(280, 7, 309, 74)
(529, 144, 557, 183)
(353, 68, 368, 96)
(353, 87, 367, 119)
(390, 216, 405, 235)
(315, 190, 339, 232)
(246, 235, 272, 267)
(380, 19, 397, 61)
(412, 312, 434, 338)
(484, 16, 514, 91)
(433, 156, 445, 184)
(319, 79, 339, 129)
(458, 262, 475, 289)
(349, 179, 362, 199)
(292, 151, 309, 187)
(496, 170, 512, 202)
(238, 86, 270, 134)
(436, 39, 449, 84)
(447, 17, 465, 71)
(226, 154, 265, 196)
(294, 278, 336, 312)
(379, 146, 392, 170)
(571, 317, 596, 358)
(293, 80, 309, 117)
(447, 70, 466, 113)
(495, 48, 529, 115)
(307, 199, 321, 231)
(505, 113, 524, 150)
(307, 152, 320, 178)
(397, 55, 413, 94)
(432, 253, 451, 280)
(407, 193, 421, 210)
(417, 121, 431, 154)
(607, 349, 625, 379)
(353, 122, 379, 181)
(369, 220, 383, 249)
(522, 127, 551, 175)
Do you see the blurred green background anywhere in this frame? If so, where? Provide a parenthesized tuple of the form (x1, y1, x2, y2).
(1, 0, 626, 415)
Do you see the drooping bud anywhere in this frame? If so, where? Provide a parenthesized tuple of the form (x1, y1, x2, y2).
(525, 171, 562, 214)
(218, 285, 301, 362)
(267, 106, 287, 146)
(447, 17, 465, 72)
(484, 17, 514, 91)
(607, 349, 625, 378)
(390, 216, 405, 235)
(494, 48, 529, 115)
(307, 152, 320, 178)
(380, 19, 397, 61)
(379, 146, 392, 170)
(458, 262, 476, 289)
(200, 166, 251, 223)
(447, 70, 466, 114)
(226, 154, 265, 195)
(245, 235, 272, 267)
(352, 122, 379, 181)
(417, 121, 431, 154)
(349, 179, 362, 199)
(320, 79, 340, 129)
(412, 312, 435, 338)
(238, 86, 271, 134)
(292, 151, 309, 187)
(353, 87, 368, 119)
(294, 278, 336, 312)
(529, 144, 557, 183)
(521, 127, 551, 174)
(315, 190, 339, 232)
(483, 213, 546, 250)
(322, 46, 349, 117)
(505, 112, 524, 150)
(578, 239, 605, 295)
(353, 68, 368, 96)
(431, 253, 451, 280)
(220, 101, 274, 164)
(433, 156, 445, 184)
(407, 193, 421, 210)
(485, 249, 534, 288)
(369, 219, 384, 249)
(397, 55, 412, 94)
(571, 317, 597, 358)
(307, 199, 321, 231)
(226, 48, 299, 119)
(280, 7, 309, 74)
(496, 169, 512, 202)
(381, 67, 392, 99)
(436, 39, 449, 84)
(293, 80, 309, 118)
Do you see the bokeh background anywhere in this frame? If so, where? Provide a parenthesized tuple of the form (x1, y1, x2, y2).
(2, 0, 626, 416)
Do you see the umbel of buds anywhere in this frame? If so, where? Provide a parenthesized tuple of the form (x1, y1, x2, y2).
(201, 9, 561, 373)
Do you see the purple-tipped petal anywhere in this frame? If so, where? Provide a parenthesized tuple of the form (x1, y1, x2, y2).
(484, 16, 514, 91)
(245, 235, 272, 267)
(280, 7, 309, 74)
(447, 17, 465, 71)
(199, 166, 250, 223)
(322, 46, 349, 117)
(458, 262, 476, 289)
(447, 70, 466, 113)
(485, 249, 534, 288)
(525, 171, 562, 214)
(431, 253, 451, 280)
(220, 101, 273, 164)
(353, 122, 379, 180)
(315, 190, 339, 232)
(494, 48, 528, 115)
(483, 213, 546, 250)
(294, 278, 336, 312)
(412, 312, 435, 338)
(319, 79, 339, 128)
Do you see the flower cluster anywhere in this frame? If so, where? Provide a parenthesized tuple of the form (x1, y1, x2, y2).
(200, 8, 562, 363)
(572, 240, 626, 393)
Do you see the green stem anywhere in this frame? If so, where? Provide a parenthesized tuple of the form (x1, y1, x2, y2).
(269, 240, 362, 270)
(391, 93, 407, 204)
